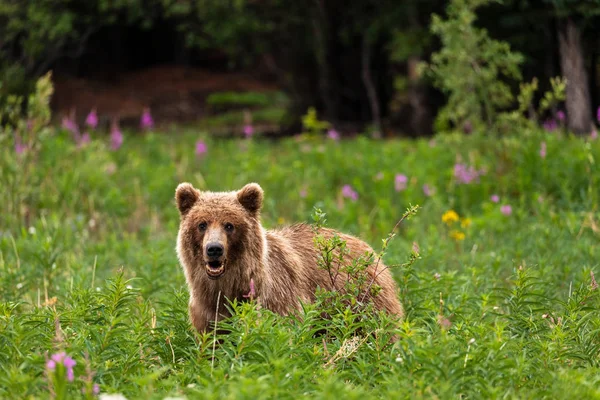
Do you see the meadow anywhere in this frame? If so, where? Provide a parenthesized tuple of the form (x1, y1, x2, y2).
(1, 125, 600, 399)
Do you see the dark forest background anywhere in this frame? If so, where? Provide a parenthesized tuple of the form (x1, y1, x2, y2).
(1, 0, 600, 136)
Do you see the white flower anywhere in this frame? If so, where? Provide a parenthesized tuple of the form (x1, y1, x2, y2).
(395, 357, 403, 363)
(468, 338, 476, 345)
(28, 227, 36, 235)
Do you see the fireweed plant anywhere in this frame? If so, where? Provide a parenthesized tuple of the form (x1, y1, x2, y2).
(0, 77, 600, 398)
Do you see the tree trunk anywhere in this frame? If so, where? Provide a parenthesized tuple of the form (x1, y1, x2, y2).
(558, 18, 592, 135)
(361, 34, 382, 139)
(311, 0, 338, 122)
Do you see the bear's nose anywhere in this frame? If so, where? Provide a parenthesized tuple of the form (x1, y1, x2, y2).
(206, 243, 224, 258)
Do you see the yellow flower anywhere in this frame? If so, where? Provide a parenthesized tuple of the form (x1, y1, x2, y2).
(442, 210, 460, 225)
(277, 217, 286, 225)
(460, 218, 472, 228)
(449, 230, 466, 241)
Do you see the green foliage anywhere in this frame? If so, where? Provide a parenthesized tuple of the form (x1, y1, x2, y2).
(423, 0, 524, 132)
(1, 99, 600, 397)
(301, 107, 331, 138)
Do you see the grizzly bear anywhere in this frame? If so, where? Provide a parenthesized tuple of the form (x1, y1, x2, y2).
(175, 182, 403, 333)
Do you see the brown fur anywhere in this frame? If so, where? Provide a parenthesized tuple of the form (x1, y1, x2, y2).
(175, 182, 403, 333)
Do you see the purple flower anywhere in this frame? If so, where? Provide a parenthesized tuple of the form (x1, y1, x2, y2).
(243, 124, 254, 138)
(47, 352, 77, 382)
(62, 116, 79, 135)
(93, 384, 100, 395)
(110, 121, 123, 150)
(77, 132, 91, 148)
(540, 141, 547, 158)
(85, 109, 98, 130)
(422, 184, 434, 197)
(591, 128, 598, 140)
(299, 188, 307, 198)
(140, 107, 154, 130)
(556, 110, 565, 122)
(341, 184, 358, 201)
(394, 174, 408, 192)
(500, 205, 512, 216)
(597, 106, 600, 123)
(195, 140, 207, 156)
(327, 129, 340, 141)
(15, 133, 26, 154)
(454, 163, 480, 184)
(543, 119, 557, 132)
(490, 194, 500, 203)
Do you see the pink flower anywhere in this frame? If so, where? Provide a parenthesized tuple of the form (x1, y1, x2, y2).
(110, 120, 123, 150)
(540, 141, 547, 158)
(433, 272, 441, 281)
(140, 107, 154, 130)
(85, 109, 98, 129)
(490, 194, 500, 203)
(341, 184, 358, 201)
(78, 132, 91, 148)
(62, 116, 79, 135)
(422, 184, 434, 197)
(454, 163, 480, 184)
(15, 133, 26, 154)
(543, 119, 557, 132)
(243, 278, 256, 299)
(394, 174, 408, 192)
(500, 205, 512, 216)
(195, 140, 207, 156)
(556, 110, 565, 122)
(591, 128, 598, 140)
(327, 129, 340, 141)
(93, 384, 100, 395)
(243, 124, 254, 138)
(299, 188, 307, 198)
(47, 352, 76, 382)
(374, 172, 384, 181)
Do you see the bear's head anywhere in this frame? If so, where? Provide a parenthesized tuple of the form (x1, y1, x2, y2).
(175, 182, 264, 280)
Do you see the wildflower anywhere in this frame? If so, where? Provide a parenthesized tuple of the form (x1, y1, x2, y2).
(539, 141, 546, 158)
(110, 120, 123, 150)
(454, 163, 480, 184)
(422, 184, 434, 197)
(556, 110, 565, 122)
(195, 140, 207, 156)
(341, 185, 358, 201)
(460, 218, 472, 228)
(61, 116, 79, 135)
(15, 133, 26, 154)
(543, 119, 557, 132)
(394, 174, 408, 192)
(140, 107, 154, 130)
(47, 352, 77, 382)
(500, 204, 512, 216)
(597, 106, 600, 123)
(412, 242, 420, 254)
(591, 271, 598, 291)
(433, 273, 441, 281)
(243, 124, 254, 138)
(85, 109, 98, 129)
(299, 188, 307, 198)
(78, 132, 91, 148)
(490, 194, 500, 203)
(449, 230, 465, 241)
(374, 172, 384, 181)
(591, 128, 598, 140)
(442, 210, 459, 224)
(327, 129, 340, 141)
(468, 338, 476, 345)
(463, 120, 473, 134)
(437, 314, 452, 330)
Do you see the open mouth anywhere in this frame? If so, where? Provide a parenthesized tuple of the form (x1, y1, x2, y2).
(205, 260, 225, 279)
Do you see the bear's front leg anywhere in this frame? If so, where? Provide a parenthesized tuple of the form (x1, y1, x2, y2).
(188, 299, 211, 334)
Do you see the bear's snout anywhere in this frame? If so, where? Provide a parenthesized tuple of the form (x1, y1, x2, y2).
(206, 243, 224, 258)
(204, 241, 227, 279)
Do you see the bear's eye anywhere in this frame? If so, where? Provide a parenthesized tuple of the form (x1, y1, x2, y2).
(224, 223, 234, 232)
(198, 222, 208, 231)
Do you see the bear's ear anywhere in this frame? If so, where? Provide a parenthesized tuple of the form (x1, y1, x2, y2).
(175, 183, 199, 216)
(237, 183, 264, 215)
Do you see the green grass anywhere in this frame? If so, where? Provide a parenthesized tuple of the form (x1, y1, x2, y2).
(1, 128, 599, 399)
